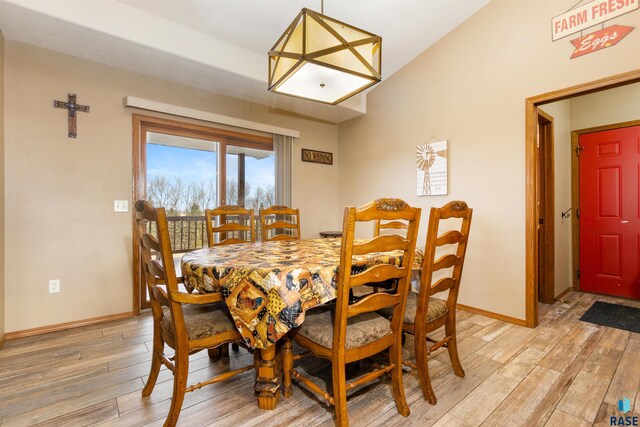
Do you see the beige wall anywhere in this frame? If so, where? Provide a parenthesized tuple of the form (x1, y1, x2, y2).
(570, 82, 640, 130)
(338, 0, 640, 320)
(0, 31, 5, 342)
(539, 101, 572, 298)
(4, 41, 340, 332)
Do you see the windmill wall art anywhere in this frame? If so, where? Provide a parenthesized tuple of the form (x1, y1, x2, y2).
(416, 140, 448, 196)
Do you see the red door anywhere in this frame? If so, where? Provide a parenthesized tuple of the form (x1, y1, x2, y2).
(579, 125, 640, 299)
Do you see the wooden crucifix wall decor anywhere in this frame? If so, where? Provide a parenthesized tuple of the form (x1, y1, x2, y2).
(54, 93, 90, 138)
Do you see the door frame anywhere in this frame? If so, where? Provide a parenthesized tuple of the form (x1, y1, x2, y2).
(131, 114, 272, 314)
(524, 68, 640, 328)
(537, 110, 555, 304)
(570, 119, 640, 292)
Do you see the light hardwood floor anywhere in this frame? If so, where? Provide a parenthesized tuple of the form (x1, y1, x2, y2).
(0, 291, 639, 426)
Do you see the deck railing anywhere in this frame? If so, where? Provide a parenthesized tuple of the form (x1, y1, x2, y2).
(166, 215, 208, 253)
(150, 215, 265, 253)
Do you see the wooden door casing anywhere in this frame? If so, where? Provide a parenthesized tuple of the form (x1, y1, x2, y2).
(537, 111, 555, 304)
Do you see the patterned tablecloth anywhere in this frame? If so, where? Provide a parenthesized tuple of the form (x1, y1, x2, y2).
(182, 238, 422, 349)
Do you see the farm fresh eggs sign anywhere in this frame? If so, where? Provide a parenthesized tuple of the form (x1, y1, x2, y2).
(552, 0, 637, 40)
(552, 0, 637, 58)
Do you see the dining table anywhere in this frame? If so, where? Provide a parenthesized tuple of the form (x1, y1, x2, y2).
(181, 237, 423, 409)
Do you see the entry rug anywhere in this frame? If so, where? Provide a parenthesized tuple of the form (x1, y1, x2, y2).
(579, 301, 640, 333)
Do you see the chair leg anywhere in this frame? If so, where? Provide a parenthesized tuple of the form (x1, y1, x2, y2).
(231, 343, 240, 352)
(332, 363, 349, 426)
(389, 339, 410, 417)
(165, 348, 189, 427)
(445, 319, 465, 378)
(142, 327, 163, 397)
(415, 328, 437, 405)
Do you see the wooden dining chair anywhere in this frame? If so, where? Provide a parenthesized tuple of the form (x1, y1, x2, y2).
(404, 200, 472, 404)
(135, 200, 254, 427)
(205, 205, 256, 247)
(285, 198, 420, 426)
(260, 205, 301, 241)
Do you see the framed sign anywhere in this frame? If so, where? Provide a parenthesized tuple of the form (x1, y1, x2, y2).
(301, 148, 333, 165)
(417, 140, 448, 196)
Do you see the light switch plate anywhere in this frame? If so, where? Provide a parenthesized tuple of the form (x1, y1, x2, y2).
(49, 279, 60, 293)
(114, 200, 129, 212)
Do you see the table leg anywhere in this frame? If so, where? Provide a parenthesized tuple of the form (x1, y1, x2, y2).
(282, 335, 293, 398)
(208, 347, 222, 360)
(255, 344, 280, 409)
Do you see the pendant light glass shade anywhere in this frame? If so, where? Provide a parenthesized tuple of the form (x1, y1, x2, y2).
(268, 8, 382, 105)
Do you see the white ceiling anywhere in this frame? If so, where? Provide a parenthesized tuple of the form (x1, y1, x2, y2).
(0, 0, 489, 123)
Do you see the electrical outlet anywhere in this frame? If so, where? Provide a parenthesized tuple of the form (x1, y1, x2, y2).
(49, 279, 60, 294)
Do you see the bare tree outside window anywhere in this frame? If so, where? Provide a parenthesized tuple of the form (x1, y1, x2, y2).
(248, 184, 275, 211)
(226, 179, 274, 211)
(148, 175, 274, 215)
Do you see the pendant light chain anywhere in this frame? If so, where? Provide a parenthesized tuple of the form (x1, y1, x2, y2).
(321, 0, 324, 14)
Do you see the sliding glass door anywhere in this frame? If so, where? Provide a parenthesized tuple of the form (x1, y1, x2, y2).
(133, 115, 273, 311)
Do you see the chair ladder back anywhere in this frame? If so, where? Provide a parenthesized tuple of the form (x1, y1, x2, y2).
(260, 205, 301, 242)
(418, 201, 473, 315)
(154, 207, 181, 293)
(333, 205, 357, 347)
(135, 200, 185, 338)
(205, 206, 255, 247)
(135, 200, 180, 294)
(334, 199, 421, 346)
(135, 202, 159, 312)
(346, 239, 409, 318)
(446, 202, 473, 305)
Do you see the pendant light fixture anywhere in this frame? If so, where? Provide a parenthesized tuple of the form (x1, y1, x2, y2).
(268, 1, 382, 105)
